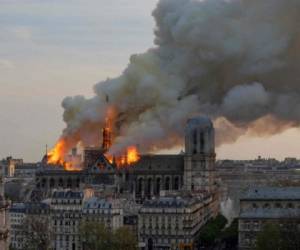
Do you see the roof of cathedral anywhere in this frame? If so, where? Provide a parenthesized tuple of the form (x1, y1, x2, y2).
(88, 153, 116, 173)
(36, 153, 185, 174)
(132, 154, 184, 173)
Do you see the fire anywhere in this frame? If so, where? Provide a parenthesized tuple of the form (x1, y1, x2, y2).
(47, 106, 140, 171)
(102, 117, 112, 152)
(127, 146, 140, 165)
(47, 139, 80, 171)
(47, 139, 66, 165)
(102, 107, 140, 167)
(106, 146, 140, 168)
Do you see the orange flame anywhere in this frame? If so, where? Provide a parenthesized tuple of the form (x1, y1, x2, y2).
(102, 107, 140, 167)
(127, 146, 140, 165)
(47, 139, 80, 171)
(47, 106, 140, 171)
(106, 146, 140, 168)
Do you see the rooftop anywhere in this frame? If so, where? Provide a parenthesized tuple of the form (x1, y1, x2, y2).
(10, 202, 49, 213)
(240, 208, 300, 219)
(83, 197, 117, 209)
(133, 154, 184, 172)
(241, 187, 300, 201)
(142, 196, 198, 209)
(52, 190, 83, 199)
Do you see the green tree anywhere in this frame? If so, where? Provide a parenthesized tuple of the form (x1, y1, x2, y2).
(80, 221, 113, 250)
(256, 223, 282, 250)
(22, 216, 53, 250)
(198, 214, 228, 247)
(113, 226, 138, 250)
(220, 218, 238, 249)
(80, 221, 137, 250)
(256, 222, 300, 250)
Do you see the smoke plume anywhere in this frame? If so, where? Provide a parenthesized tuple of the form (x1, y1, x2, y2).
(60, 0, 300, 156)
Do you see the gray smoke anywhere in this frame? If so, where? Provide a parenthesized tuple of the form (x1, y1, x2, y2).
(60, 0, 300, 156)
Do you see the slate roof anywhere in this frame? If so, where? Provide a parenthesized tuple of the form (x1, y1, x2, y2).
(15, 163, 38, 169)
(240, 208, 300, 219)
(142, 196, 198, 208)
(132, 154, 184, 172)
(52, 190, 83, 199)
(9, 203, 26, 213)
(83, 197, 115, 209)
(10, 202, 49, 213)
(241, 187, 300, 201)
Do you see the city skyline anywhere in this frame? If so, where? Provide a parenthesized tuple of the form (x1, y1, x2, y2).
(1, 0, 300, 162)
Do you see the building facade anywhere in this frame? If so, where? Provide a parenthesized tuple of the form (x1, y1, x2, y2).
(82, 197, 123, 230)
(238, 187, 300, 250)
(9, 202, 50, 250)
(138, 195, 214, 250)
(51, 190, 85, 250)
(0, 166, 9, 250)
(9, 191, 125, 250)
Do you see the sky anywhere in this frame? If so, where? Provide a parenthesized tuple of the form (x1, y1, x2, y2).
(0, 0, 299, 162)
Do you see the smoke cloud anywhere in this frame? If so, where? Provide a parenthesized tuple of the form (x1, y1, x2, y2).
(60, 0, 300, 155)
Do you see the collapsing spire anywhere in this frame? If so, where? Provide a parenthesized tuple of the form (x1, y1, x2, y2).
(102, 118, 112, 153)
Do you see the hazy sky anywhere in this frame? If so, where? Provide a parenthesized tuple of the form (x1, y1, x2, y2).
(0, 0, 299, 162)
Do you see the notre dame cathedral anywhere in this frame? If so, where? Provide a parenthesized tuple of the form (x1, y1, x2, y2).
(34, 116, 219, 209)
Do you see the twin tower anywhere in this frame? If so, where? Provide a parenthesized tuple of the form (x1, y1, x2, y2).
(184, 116, 216, 192)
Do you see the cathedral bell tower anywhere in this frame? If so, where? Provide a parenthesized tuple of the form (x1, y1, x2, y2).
(184, 116, 216, 192)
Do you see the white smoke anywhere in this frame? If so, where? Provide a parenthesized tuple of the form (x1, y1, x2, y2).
(60, 0, 300, 155)
(220, 197, 236, 224)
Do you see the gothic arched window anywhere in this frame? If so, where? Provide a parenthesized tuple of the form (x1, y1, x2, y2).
(137, 178, 143, 194)
(174, 176, 179, 190)
(200, 132, 205, 152)
(156, 178, 161, 195)
(146, 178, 152, 197)
(193, 129, 197, 154)
(165, 177, 170, 191)
(50, 178, 55, 188)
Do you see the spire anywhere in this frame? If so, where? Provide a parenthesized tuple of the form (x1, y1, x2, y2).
(102, 118, 112, 153)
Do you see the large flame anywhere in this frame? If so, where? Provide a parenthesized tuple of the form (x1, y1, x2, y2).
(106, 146, 140, 168)
(47, 139, 80, 171)
(47, 106, 140, 170)
(102, 107, 140, 167)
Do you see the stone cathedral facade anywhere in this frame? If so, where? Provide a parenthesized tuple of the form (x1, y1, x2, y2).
(35, 116, 219, 213)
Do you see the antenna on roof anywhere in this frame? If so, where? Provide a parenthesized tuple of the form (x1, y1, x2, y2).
(46, 144, 48, 156)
